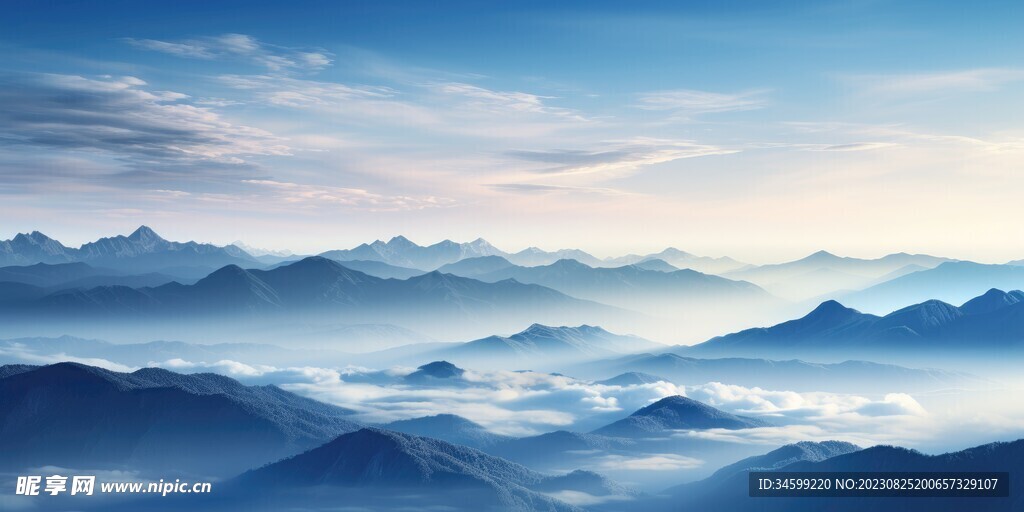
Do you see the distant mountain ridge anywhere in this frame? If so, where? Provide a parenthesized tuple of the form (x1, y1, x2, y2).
(0, 226, 257, 275)
(0, 258, 630, 342)
(723, 250, 954, 300)
(2, 257, 607, 316)
(318, 235, 747, 273)
(320, 235, 505, 271)
(453, 258, 773, 312)
(430, 324, 664, 368)
(0, 261, 183, 290)
(574, 353, 974, 392)
(689, 288, 1024, 357)
(837, 261, 1024, 314)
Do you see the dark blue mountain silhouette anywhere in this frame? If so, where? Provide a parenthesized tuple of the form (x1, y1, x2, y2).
(0, 281, 48, 303)
(233, 428, 603, 511)
(4, 257, 616, 320)
(591, 395, 771, 437)
(0, 362, 360, 476)
(706, 440, 860, 480)
(0, 262, 108, 287)
(318, 258, 423, 279)
(659, 441, 861, 508)
(658, 439, 1024, 511)
(0, 262, 182, 301)
(403, 361, 466, 385)
(960, 288, 1024, 315)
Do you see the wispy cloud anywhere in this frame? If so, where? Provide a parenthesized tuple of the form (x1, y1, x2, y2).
(219, 74, 396, 107)
(595, 453, 704, 471)
(846, 68, 1024, 96)
(755, 141, 900, 152)
(487, 183, 634, 196)
(811, 142, 899, 152)
(505, 138, 736, 177)
(127, 33, 332, 72)
(242, 179, 455, 212)
(433, 82, 587, 121)
(0, 73, 289, 181)
(782, 121, 1024, 154)
(218, 74, 445, 128)
(635, 88, 769, 116)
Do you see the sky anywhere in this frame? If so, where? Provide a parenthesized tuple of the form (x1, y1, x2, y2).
(1, 0, 1023, 263)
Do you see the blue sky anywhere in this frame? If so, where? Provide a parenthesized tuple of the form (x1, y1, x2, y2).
(2, 0, 1023, 261)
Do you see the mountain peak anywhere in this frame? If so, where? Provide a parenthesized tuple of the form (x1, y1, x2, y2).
(523, 322, 555, 333)
(634, 395, 701, 415)
(804, 300, 858, 321)
(195, 264, 251, 284)
(287, 255, 342, 270)
(657, 247, 695, 258)
(128, 225, 162, 241)
(960, 288, 1024, 315)
(593, 395, 770, 436)
(407, 361, 465, 381)
(386, 235, 417, 247)
(12, 231, 61, 245)
(803, 249, 839, 261)
(549, 258, 589, 269)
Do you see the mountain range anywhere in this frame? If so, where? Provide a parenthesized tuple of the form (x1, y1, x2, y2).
(836, 261, 1024, 314)
(439, 257, 774, 313)
(575, 353, 977, 392)
(0, 362, 361, 476)
(317, 234, 748, 273)
(658, 439, 1024, 511)
(0, 261, 184, 293)
(688, 288, 1024, 358)
(722, 250, 953, 300)
(0, 257, 628, 341)
(431, 324, 665, 369)
(0, 227, 257, 277)
(319, 235, 506, 270)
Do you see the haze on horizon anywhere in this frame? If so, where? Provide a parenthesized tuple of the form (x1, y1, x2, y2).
(2, 0, 1023, 262)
